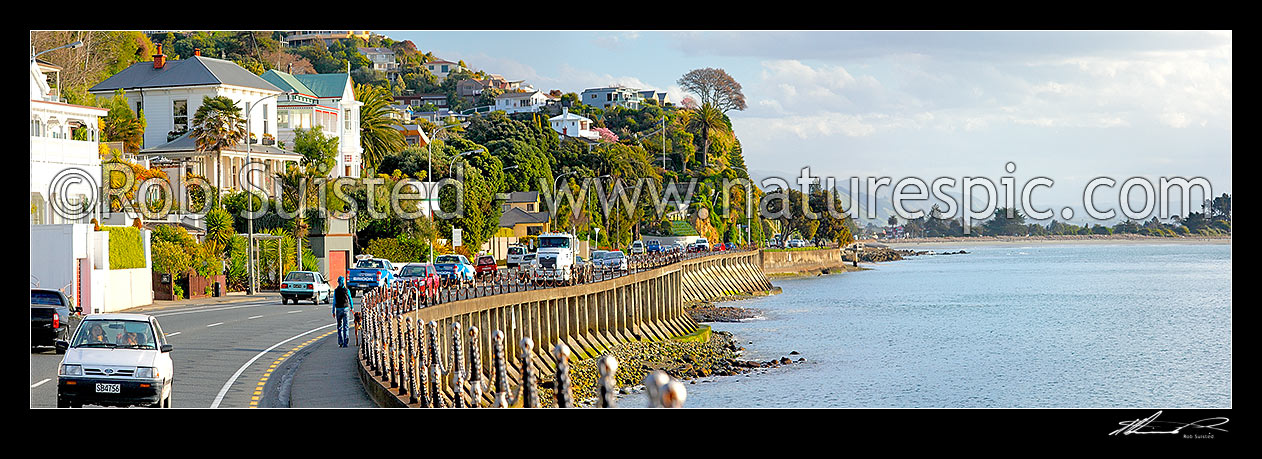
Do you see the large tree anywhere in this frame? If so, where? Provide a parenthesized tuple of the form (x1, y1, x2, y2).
(354, 83, 406, 173)
(190, 96, 247, 189)
(677, 68, 748, 114)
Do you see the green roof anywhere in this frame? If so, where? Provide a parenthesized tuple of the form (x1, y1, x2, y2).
(294, 73, 351, 98)
(260, 70, 315, 96)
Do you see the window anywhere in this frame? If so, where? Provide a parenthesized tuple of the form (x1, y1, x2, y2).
(344, 110, 352, 131)
(262, 104, 268, 135)
(441, 65, 449, 73)
(278, 110, 289, 129)
(526, 204, 534, 212)
(172, 99, 188, 133)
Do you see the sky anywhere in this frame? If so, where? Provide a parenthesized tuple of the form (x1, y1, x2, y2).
(380, 30, 1232, 224)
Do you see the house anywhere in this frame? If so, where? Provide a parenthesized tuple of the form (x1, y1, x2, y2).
(357, 47, 397, 72)
(394, 124, 430, 147)
(88, 44, 300, 198)
(638, 90, 670, 105)
(31, 59, 109, 226)
(31, 57, 153, 313)
(580, 86, 644, 110)
(395, 93, 449, 109)
(284, 31, 371, 47)
(424, 59, 468, 82)
(549, 107, 599, 141)
(493, 90, 550, 114)
(498, 192, 550, 237)
(260, 69, 364, 178)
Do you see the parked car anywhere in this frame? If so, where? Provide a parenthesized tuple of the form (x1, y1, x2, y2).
(712, 243, 728, 252)
(629, 240, 646, 255)
(397, 263, 441, 303)
(506, 245, 527, 268)
(280, 271, 332, 305)
(690, 238, 710, 252)
(434, 254, 475, 286)
(787, 238, 807, 248)
(348, 257, 395, 295)
(475, 254, 499, 279)
(594, 250, 628, 271)
(32, 288, 78, 353)
(56, 313, 174, 408)
(646, 240, 662, 254)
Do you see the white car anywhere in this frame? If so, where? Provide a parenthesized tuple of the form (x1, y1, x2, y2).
(506, 245, 527, 268)
(690, 238, 710, 252)
(595, 250, 628, 271)
(56, 313, 174, 408)
(629, 241, 646, 255)
(788, 238, 807, 248)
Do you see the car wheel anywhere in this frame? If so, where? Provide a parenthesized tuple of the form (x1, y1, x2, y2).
(57, 396, 70, 408)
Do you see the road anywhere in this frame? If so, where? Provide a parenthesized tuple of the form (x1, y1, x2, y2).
(30, 294, 374, 408)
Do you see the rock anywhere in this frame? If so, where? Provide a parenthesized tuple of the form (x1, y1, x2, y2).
(789, 350, 800, 355)
(779, 357, 792, 365)
(797, 358, 806, 362)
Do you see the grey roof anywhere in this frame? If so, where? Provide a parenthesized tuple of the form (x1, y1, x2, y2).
(499, 207, 550, 227)
(505, 191, 539, 203)
(89, 56, 281, 93)
(137, 132, 299, 157)
(496, 91, 540, 100)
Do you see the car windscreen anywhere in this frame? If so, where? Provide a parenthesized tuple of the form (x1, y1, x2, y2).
(509, 247, 523, 254)
(31, 291, 64, 306)
(355, 260, 383, 269)
(73, 319, 156, 350)
(478, 256, 495, 265)
(605, 252, 625, 259)
(436, 255, 460, 264)
(537, 237, 570, 249)
(284, 272, 315, 282)
(400, 266, 427, 277)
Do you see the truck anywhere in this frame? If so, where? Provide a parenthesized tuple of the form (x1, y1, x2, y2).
(347, 257, 395, 295)
(531, 232, 580, 285)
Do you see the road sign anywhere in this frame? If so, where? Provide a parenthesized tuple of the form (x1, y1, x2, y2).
(453, 228, 462, 247)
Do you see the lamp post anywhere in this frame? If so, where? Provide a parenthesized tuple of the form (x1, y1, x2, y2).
(425, 121, 467, 264)
(448, 149, 483, 176)
(245, 90, 292, 295)
(31, 40, 83, 102)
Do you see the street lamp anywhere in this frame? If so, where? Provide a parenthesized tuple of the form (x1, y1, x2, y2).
(32, 40, 83, 60)
(245, 90, 293, 295)
(448, 148, 483, 176)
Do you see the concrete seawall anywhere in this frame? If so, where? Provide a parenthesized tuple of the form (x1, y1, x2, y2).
(760, 248, 847, 275)
(358, 249, 776, 407)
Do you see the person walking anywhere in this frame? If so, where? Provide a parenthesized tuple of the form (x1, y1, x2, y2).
(333, 277, 353, 348)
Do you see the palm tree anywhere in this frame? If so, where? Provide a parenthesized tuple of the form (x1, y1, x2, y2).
(683, 102, 731, 172)
(203, 206, 234, 274)
(355, 84, 405, 173)
(190, 96, 247, 189)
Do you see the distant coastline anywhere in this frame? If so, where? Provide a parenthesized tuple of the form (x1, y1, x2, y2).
(879, 233, 1230, 247)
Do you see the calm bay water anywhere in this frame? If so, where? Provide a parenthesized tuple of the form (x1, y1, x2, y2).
(682, 242, 1232, 408)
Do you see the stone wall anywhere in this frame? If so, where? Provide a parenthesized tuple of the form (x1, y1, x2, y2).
(760, 248, 847, 275)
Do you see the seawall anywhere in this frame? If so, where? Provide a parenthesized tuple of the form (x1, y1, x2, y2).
(760, 248, 848, 275)
(357, 249, 776, 407)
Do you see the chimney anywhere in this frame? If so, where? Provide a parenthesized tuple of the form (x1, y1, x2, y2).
(194, 48, 200, 56)
(287, 62, 292, 74)
(152, 43, 166, 69)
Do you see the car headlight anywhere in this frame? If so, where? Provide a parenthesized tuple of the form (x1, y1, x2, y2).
(59, 364, 82, 376)
(135, 367, 158, 379)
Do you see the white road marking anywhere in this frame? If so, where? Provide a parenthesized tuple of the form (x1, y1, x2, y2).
(165, 332, 182, 337)
(210, 323, 334, 408)
(31, 378, 50, 389)
(207, 322, 224, 327)
(151, 302, 274, 318)
(247, 315, 263, 320)
(286, 310, 303, 314)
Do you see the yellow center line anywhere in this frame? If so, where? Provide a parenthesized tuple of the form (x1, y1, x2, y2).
(248, 330, 338, 408)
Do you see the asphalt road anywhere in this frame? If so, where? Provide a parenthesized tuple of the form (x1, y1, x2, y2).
(30, 294, 373, 408)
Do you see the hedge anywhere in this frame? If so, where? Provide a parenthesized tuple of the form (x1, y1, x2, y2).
(104, 226, 146, 269)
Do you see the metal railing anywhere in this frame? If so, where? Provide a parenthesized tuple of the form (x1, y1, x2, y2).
(352, 246, 753, 407)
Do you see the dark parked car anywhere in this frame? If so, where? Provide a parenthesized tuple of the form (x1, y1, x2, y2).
(32, 288, 78, 353)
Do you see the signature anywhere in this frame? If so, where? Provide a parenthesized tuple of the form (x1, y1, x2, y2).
(1109, 411, 1229, 436)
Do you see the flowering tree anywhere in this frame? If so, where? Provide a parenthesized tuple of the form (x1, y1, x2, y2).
(679, 96, 698, 110)
(593, 127, 619, 143)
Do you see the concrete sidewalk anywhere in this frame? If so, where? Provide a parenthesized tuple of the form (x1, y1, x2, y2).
(287, 325, 376, 408)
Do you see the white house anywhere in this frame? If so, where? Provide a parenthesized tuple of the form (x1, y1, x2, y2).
(549, 107, 599, 141)
(580, 86, 644, 110)
(261, 69, 364, 178)
(32, 57, 152, 312)
(31, 60, 108, 226)
(357, 47, 397, 72)
(424, 59, 468, 82)
(493, 90, 551, 114)
(89, 44, 303, 198)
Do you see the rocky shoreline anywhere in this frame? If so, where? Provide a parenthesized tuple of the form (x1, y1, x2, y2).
(687, 302, 763, 323)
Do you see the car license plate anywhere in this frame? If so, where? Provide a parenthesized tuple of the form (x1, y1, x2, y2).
(96, 383, 121, 394)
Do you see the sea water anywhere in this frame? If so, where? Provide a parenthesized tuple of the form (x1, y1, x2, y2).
(677, 242, 1232, 408)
